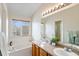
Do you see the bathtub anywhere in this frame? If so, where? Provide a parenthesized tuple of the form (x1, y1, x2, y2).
(8, 36, 32, 56)
(9, 46, 32, 56)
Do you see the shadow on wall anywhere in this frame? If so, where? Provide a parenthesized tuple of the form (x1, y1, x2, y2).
(0, 50, 2, 56)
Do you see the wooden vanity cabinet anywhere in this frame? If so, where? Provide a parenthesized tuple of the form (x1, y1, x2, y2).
(40, 48, 48, 56)
(32, 43, 49, 56)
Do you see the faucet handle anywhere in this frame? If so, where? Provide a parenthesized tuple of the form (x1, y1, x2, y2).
(68, 49, 72, 52)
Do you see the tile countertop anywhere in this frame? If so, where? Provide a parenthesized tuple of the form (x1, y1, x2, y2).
(32, 41, 63, 56)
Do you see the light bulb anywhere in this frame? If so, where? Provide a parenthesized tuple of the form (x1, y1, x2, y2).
(60, 3, 64, 5)
(48, 9, 51, 13)
(52, 8, 55, 11)
(42, 12, 45, 16)
(56, 5, 58, 8)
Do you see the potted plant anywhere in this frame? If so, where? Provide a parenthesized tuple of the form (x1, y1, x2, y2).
(50, 36, 60, 46)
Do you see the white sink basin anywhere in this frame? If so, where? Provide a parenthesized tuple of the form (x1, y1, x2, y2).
(53, 48, 78, 56)
(40, 42, 47, 47)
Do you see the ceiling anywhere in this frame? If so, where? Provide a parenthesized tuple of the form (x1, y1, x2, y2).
(6, 3, 56, 19)
(6, 3, 42, 19)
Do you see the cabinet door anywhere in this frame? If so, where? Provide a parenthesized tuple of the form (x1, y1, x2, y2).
(40, 48, 48, 56)
(32, 43, 49, 56)
(32, 43, 36, 56)
(32, 43, 40, 56)
(36, 45, 40, 56)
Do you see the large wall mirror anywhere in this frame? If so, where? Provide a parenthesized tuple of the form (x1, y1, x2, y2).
(41, 4, 79, 47)
(68, 31, 79, 46)
(61, 4, 79, 46)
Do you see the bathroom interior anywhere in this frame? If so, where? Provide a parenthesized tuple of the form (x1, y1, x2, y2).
(0, 3, 79, 56)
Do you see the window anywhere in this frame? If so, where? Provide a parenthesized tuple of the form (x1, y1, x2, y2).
(11, 19, 31, 36)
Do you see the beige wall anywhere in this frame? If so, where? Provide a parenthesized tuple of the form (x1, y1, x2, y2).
(32, 10, 42, 41)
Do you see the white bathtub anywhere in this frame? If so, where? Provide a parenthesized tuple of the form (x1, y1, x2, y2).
(8, 36, 32, 56)
(9, 46, 32, 56)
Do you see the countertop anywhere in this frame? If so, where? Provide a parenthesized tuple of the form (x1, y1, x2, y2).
(32, 41, 63, 56)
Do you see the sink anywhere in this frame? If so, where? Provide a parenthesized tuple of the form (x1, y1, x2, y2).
(53, 48, 78, 56)
(40, 42, 47, 47)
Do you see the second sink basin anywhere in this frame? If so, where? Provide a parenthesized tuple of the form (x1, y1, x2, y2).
(53, 48, 78, 56)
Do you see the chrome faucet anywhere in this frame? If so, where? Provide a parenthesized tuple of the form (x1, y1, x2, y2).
(64, 47, 72, 52)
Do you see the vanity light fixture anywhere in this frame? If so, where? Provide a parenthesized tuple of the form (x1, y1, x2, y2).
(55, 5, 60, 10)
(42, 13, 44, 16)
(55, 5, 59, 9)
(50, 9, 53, 13)
(42, 3, 71, 17)
(60, 3, 64, 6)
(48, 9, 51, 13)
(42, 12, 46, 16)
(52, 8, 55, 11)
(45, 11, 48, 15)
(47, 10, 49, 14)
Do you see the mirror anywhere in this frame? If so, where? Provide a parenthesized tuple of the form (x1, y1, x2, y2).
(41, 16, 55, 42)
(68, 31, 79, 45)
(55, 21, 61, 41)
(62, 4, 79, 46)
(41, 4, 79, 47)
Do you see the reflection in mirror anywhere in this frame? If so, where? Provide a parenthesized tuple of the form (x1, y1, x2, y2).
(68, 31, 79, 46)
(41, 20, 46, 40)
(55, 21, 61, 42)
(41, 4, 79, 48)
